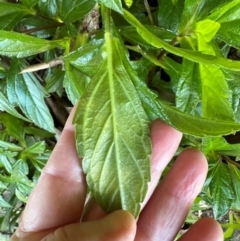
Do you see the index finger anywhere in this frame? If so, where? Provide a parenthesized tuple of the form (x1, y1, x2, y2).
(12, 106, 87, 240)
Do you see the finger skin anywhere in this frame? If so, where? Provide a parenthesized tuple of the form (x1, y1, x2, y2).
(136, 149, 208, 241)
(82, 120, 182, 221)
(41, 210, 136, 241)
(178, 218, 223, 241)
(11, 106, 87, 241)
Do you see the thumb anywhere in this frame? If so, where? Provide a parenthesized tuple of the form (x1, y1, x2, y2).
(41, 210, 136, 241)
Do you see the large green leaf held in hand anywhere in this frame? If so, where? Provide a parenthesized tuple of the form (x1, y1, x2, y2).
(73, 35, 151, 217)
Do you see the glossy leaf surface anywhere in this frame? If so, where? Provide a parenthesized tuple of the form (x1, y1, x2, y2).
(0, 2, 34, 30)
(0, 30, 63, 58)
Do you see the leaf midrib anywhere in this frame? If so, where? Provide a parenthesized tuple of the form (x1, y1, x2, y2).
(106, 33, 124, 208)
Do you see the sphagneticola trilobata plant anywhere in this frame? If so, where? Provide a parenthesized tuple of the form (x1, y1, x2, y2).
(2, 0, 240, 236)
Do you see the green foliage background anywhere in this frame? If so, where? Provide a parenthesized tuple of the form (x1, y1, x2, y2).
(1, 0, 240, 239)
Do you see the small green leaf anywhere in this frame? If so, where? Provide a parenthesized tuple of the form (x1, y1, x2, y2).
(74, 36, 151, 217)
(178, 0, 230, 33)
(21, 0, 39, 7)
(0, 2, 34, 30)
(200, 64, 234, 120)
(64, 63, 90, 104)
(63, 39, 104, 76)
(202, 136, 240, 157)
(0, 113, 25, 145)
(0, 195, 12, 208)
(157, 0, 185, 34)
(7, 59, 55, 133)
(119, 25, 176, 50)
(45, 68, 64, 94)
(0, 154, 12, 173)
(159, 101, 240, 136)
(38, 0, 58, 20)
(0, 92, 29, 121)
(209, 0, 240, 23)
(124, 0, 133, 8)
(0, 141, 23, 152)
(21, 16, 56, 39)
(23, 141, 46, 155)
(56, 0, 96, 23)
(195, 19, 221, 42)
(123, 9, 240, 71)
(208, 0, 240, 49)
(209, 160, 234, 218)
(0, 30, 64, 58)
(176, 59, 201, 115)
(215, 20, 240, 49)
(228, 164, 240, 210)
(96, 0, 123, 13)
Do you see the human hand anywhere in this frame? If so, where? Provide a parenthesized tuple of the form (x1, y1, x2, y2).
(11, 108, 223, 241)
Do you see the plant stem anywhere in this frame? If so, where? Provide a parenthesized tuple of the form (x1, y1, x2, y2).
(223, 155, 240, 168)
(148, 37, 178, 87)
(144, 0, 154, 25)
(101, 4, 111, 34)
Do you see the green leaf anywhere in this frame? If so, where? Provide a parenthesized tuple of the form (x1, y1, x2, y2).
(0, 195, 12, 208)
(178, 0, 230, 34)
(209, 160, 234, 218)
(63, 39, 104, 76)
(64, 63, 90, 104)
(123, 9, 240, 71)
(0, 30, 64, 58)
(0, 141, 23, 152)
(195, 19, 221, 42)
(0, 2, 34, 30)
(0, 113, 25, 145)
(73, 36, 151, 217)
(228, 164, 240, 210)
(45, 68, 64, 94)
(208, 0, 240, 49)
(128, 69, 240, 136)
(194, 26, 235, 120)
(7, 59, 55, 133)
(21, 16, 56, 39)
(0, 92, 29, 121)
(176, 59, 201, 115)
(124, 0, 133, 8)
(96, 0, 123, 14)
(57, 0, 95, 23)
(38, 0, 58, 20)
(202, 136, 240, 157)
(215, 20, 240, 49)
(0, 154, 12, 173)
(24, 141, 46, 155)
(134, 81, 240, 136)
(199, 64, 234, 120)
(119, 25, 176, 49)
(159, 101, 240, 136)
(20, 0, 39, 7)
(157, 0, 185, 33)
(209, 0, 240, 23)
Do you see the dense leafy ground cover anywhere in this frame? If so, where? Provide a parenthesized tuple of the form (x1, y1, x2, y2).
(1, 0, 240, 240)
